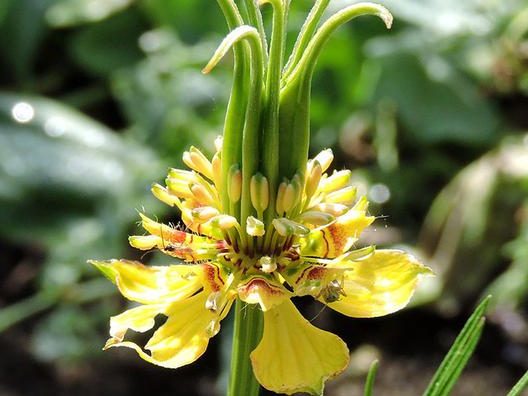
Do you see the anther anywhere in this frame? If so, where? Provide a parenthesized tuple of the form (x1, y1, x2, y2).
(228, 164, 242, 203)
(272, 218, 310, 237)
(151, 183, 182, 208)
(183, 146, 214, 180)
(207, 214, 238, 230)
(320, 170, 351, 193)
(190, 183, 216, 206)
(275, 181, 287, 215)
(325, 186, 357, 205)
(312, 149, 334, 173)
(214, 135, 223, 153)
(297, 210, 335, 226)
(192, 206, 220, 222)
(259, 256, 277, 273)
(246, 216, 265, 237)
(305, 160, 322, 200)
(166, 177, 195, 199)
(250, 173, 269, 213)
(212, 152, 222, 187)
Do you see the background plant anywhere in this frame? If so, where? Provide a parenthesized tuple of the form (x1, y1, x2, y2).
(0, 0, 527, 394)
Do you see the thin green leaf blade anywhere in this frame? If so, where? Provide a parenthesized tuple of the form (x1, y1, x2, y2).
(507, 370, 528, 396)
(437, 317, 485, 395)
(364, 359, 379, 396)
(423, 295, 491, 396)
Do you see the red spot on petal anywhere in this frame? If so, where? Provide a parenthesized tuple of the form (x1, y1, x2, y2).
(241, 278, 282, 296)
(307, 266, 327, 280)
(203, 264, 224, 291)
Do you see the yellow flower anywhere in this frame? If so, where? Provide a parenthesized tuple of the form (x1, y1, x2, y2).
(90, 142, 432, 395)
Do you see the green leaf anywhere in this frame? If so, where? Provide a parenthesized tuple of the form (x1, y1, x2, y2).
(363, 360, 379, 396)
(0, 0, 13, 25)
(0, 92, 161, 243)
(69, 9, 146, 76)
(140, 0, 224, 40)
(371, 52, 499, 146)
(423, 295, 491, 396)
(0, 0, 54, 85)
(507, 370, 528, 396)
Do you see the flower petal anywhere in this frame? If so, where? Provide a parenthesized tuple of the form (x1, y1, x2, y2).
(106, 304, 165, 343)
(144, 291, 231, 368)
(237, 276, 291, 311)
(327, 249, 432, 318)
(300, 197, 374, 258)
(105, 291, 233, 369)
(251, 300, 349, 395)
(89, 259, 203, 304)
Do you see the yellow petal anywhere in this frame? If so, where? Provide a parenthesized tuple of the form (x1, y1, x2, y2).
(139, 213, 189, 244)
(107, 304, 164, 342)
(89, 259, 203, 304)
(300, 197, 374, 258)
(142, 291, 230, 368)
(135, 214, 226, 261)
(251, 300, 349, 395)
(327, 249, 433, 318)
(237, 276, 291, 311)
(128, 235, 161, 250)
(105, 291, 230, 369)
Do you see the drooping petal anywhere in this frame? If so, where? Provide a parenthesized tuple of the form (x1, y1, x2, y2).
(89, 260, 203, 304)
(251, 300, 349, 395)
(143, 291, 232, 368)
(105, 291, 234, 369)
(300, 197, 374, 258)
(327, 249, 433, 318)
(106, 304, 165, 343)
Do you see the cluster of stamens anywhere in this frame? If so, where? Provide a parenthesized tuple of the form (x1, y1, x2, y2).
(129, 136, 365, 299)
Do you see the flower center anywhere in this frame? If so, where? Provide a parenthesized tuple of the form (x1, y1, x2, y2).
(222, 233, 301, 274)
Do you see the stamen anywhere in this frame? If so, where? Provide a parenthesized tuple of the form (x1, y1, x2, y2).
(275, 181, 287, 215)
(151, 183, 182, 208)
(190, 183, 216, 206)
(183, 146, 214, 180)
(212, 152, 222, 188)
(214, 135, 223, 152)
(247, 216, 266, 237)
(320, 170, 351, 193)
(259, 256, 277, 273)
(228, 164, 242, 203)
(297, 210, 335, 226)
(305, 160, 322, 200)
(312, 149, 334, 173)
(191, 207, 220, 222)
(325, 186, 357, 205)
(250, 173, 270, 214)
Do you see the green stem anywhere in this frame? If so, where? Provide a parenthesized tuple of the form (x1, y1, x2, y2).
(262, 0, 287, 228)
(240, 0, 268, 61)
(282, 0, 330, 80)
(284, 3, 392, 87)
(228, 299, 263, 396)
(216, 0, 248, 215)
(240, 29, 265, 233)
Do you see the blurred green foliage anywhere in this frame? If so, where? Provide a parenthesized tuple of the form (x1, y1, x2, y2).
(0, 0, 527, 379)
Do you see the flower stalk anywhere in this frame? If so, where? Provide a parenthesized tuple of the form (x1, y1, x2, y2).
(228, 300, 263, 396)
